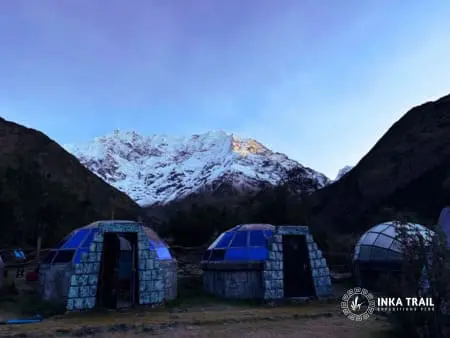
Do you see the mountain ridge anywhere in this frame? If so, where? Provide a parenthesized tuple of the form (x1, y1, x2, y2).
(307, 93, 450, 235)
(65, 130, 330, 206)
(334, 165, 354, 181)
(0, 117, 143, 247)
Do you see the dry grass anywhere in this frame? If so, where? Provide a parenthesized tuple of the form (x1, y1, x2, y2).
(0, 302, 392, 338)
(71, 316, 390, 338)
(0, 278, 390, 337)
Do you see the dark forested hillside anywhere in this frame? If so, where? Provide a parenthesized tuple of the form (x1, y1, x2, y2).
(161, 183, 311, 247)
(0, 117, 143, 248)
(307, 94, 450, 237)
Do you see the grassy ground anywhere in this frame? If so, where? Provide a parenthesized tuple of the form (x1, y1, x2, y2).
(69, 317, 391, 338)
(0, 301, 392, 337)
(0, 285, 392, 338)
(0, 275, 393, 337)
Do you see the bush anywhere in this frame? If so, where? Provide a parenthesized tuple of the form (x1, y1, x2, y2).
(0, 280, 19, 297)
(18, 293, 66, 318)
(378, 219, 450, 337)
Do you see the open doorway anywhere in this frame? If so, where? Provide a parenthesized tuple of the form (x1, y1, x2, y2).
(282, 235, 315, 298)
(97, 232, 138, 309)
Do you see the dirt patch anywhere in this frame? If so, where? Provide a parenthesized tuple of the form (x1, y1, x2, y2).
(105, 316, 388, 338)
(0, 302, 392, 338)
(38, 315, 389, 338)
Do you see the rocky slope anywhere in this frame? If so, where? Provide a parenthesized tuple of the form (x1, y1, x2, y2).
(65, 130, 330, 206)
(308, 93, 450, 235)
(0, 118, 143, 247)
(334, 165, 354, 181)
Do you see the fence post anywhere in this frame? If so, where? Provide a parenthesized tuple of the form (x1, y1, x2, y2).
(36, 235, 42, 265)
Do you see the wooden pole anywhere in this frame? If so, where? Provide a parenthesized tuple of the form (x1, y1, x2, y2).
(36, 234, 42, 265)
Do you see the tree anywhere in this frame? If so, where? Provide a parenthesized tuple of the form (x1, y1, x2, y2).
(418, 224, 450, 337)
(251, 184, 290, 224)
(379, 219, 450, 337)
(166, 207, 216, 247)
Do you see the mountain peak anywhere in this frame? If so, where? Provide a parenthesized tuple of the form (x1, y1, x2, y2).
(66, 130, 330, 206)
(334, 165, 354, 181)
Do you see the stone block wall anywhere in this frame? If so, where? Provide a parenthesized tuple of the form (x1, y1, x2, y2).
(66, 222, 165, 311)
(263, 233, 284, 300)
(39, 263, 72, 302)
(203, 269, 263, 299)
(307, 240, 333, 297)
(160, 260, 177, 301)
(263, 225, 333, 300)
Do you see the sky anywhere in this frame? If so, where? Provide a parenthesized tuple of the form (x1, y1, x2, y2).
(1, 1, 450, 179)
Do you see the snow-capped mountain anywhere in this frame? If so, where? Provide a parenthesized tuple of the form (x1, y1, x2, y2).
(334, 165, 353, 181)
(65, 130, 330, 206)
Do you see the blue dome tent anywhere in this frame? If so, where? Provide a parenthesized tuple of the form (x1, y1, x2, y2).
(39, 220, 177, 311)
(201, 224, 333, 300)
(202, 223, 275, 262)
(43, 222, 173, 265)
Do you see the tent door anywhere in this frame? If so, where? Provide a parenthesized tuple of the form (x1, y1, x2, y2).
(130, 240, 138, 306)
(282, 235, 315, 298)
(97, 233, 120, 309)
(116, 232, 138, 308)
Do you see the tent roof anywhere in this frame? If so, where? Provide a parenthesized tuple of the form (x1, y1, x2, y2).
(42, 221, 173, 265)
(202, 224, 276, 263)
(354, 221, 433, 262)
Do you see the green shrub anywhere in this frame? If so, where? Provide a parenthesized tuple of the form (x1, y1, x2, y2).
(18, 293, 66, 318)
(378, 219, 450, 337)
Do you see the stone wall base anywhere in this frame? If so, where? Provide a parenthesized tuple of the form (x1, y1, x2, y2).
(39, 263, 72, 302)
(203, 270, 263, 299)
(161, 260, 178, 301)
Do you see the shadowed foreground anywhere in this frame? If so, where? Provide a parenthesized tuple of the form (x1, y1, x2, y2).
(79, 317, 389, 338)
(0, 302, 390, 338)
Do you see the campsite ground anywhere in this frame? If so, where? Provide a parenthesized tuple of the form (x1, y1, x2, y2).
(0, 261, 392, 337)
(0, 304, 391, 338)
(0, 294, 392, 338)
(76, 316, 390, 338)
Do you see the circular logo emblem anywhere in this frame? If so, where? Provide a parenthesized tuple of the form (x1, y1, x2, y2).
(341, 287, 376, 321)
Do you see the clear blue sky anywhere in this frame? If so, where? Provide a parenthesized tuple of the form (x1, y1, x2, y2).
(1, 1, 450, 178)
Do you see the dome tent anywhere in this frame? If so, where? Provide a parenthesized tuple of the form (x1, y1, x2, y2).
(39, 220, 177, 311)
(201, 224, 333, 300)
(353, 221, 434, 290)
(203, 223, 275, 262)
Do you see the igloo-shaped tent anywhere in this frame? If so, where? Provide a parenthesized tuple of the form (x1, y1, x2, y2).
(39, 220, 177, 311)
(201, 224, 333, 300)
(353, 221, 433, 290)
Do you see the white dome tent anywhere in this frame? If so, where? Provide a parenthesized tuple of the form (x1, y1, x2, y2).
(353, 221, 434, 290)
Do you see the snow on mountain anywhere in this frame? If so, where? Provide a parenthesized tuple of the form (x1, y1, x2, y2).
(334, 165, 354, 181)
(64, 130, 330, 206)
